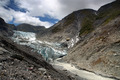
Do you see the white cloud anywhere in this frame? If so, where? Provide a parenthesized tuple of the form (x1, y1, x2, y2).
(13, 11, 53, 28)
(0, 7, 13, 22)
(15, 0, 115, 20)
(15, 0, 63, 19)
(0, 0, 9, 7)
(0, 0, 53, 28)
(0, 0, 115, 28)
(0, 0, 13, 22)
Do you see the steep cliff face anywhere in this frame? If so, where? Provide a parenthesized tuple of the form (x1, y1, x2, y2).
(63, 0, 120, 79)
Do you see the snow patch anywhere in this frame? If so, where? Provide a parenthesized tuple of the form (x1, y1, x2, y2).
(68, 35, 79, 48)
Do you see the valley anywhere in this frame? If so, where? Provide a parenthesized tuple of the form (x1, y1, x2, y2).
(0, 0, 120, 80)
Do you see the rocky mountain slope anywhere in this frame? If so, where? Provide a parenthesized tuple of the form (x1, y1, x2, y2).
(36, 0, 120, 42)
(64, 16, 120, 79)
(0, 36, 75, 80)
(35, 0, 120, 79)
(63, 0, 120, 79)
(0, 18, 75, 80)
(37, 9, 96, 43)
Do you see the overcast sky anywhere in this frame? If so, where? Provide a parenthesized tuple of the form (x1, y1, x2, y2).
(0, 0, 115, 28)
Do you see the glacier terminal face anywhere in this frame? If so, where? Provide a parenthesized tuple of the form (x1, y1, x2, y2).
(12, 31, 36, 41)
(11, 31, 67, 62)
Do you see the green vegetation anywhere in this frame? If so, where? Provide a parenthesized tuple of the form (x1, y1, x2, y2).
(79, 2, 120, 36)
(79, 11, 96, 36)
(79, 18, 94, 36)
(64, 13, 75, 26)
(52, 13, 75, 33)
(103, 10, 120, 25)
(96, 10, 120, 25)
(52, 25, 61, 33)
(52, 1, 120, 34)
(96, 1, 120, 25)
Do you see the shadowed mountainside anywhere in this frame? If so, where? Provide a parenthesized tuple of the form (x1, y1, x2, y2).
(0, 17, 13, 36)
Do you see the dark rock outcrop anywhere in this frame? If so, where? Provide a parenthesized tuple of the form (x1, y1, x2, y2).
(8, 24, 17, 30)
(0, 17, 13, 36)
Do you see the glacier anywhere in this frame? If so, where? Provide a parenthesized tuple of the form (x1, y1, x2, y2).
(11, 31, 67, 62)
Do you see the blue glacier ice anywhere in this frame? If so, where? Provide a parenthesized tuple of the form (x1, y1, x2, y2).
(11, 31, 67, 62)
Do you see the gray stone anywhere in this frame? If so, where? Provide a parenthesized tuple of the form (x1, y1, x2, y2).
(0, 63, 3, 66)
(0, 51, 3, 55)
(0, 63, 3, 70)
(38, 68, 46, 72)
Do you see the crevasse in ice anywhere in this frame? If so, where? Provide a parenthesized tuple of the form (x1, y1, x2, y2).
(11, 31, 67, 62)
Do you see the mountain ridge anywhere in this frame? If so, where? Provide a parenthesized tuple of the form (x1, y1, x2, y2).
(16, 23, 46, 33)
